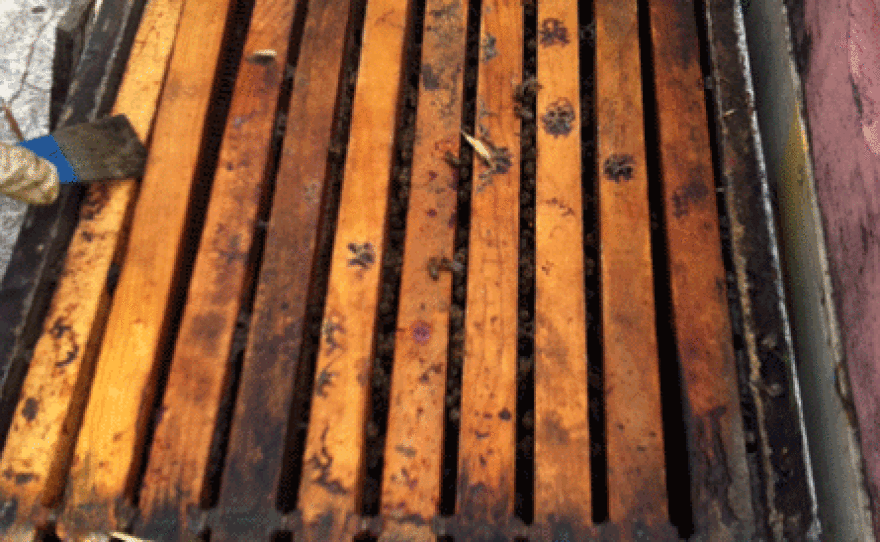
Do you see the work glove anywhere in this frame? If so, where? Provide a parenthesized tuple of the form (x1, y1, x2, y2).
(0, 140, 60, 205)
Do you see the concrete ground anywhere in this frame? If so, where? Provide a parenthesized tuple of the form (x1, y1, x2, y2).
(0, 0, 75, 280)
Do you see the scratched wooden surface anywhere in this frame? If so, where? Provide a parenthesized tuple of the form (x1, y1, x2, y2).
(0, 0, 182, 534)
(134, 0, 300, 538)
(646, 0, 755, 537)
(595, 0, 669, 526)
(533, 0, 592, 535)
(54, 0, 238, 536)
(208, 0, 356, 539)
(295, 0, 414, 539)
(454, 0, 521, 531)
(378, 0, 466, 540)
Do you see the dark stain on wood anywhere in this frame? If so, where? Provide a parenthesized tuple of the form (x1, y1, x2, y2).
(305, 426, 347, 495)
(670, 178, 709, 218)
(541, 412, 570, 445)
(20, 397, 39, 422)
(189, 311, 225, 347)
(455, 466, 510, 532)
(693, 405, 737, 526)
(410, 320, 432, 344)
(422, 63, 441, 90)
(535, 513, 599, 542)
(664, 0, 699, 69)
(1, 469, 36, 486)
(49, 316, 73, 339)
(80, 183, 111, 221)
(314, 363, 338, 398)
(49, 316, 80, 368)
(603, 518, 681, 541)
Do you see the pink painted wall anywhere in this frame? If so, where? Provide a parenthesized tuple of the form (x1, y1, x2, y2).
(801, 0, 880, 533)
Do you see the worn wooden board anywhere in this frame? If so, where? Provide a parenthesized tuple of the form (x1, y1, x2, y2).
(0, 0, 166, 534)
(0, 0, 147, 456)
(377, 1, 466, 541)
(208, 0, 356, 540)
(704, 0, 818, 537)
(594, 0, 668, 525)
(294, 0, 414, 539)
(647, 0, 755, 536)
(51, 0, 95, 127)
(533, 0, 592, 537)
(54, 0, 238, 536)
(453, 0, 521, 533)
(134, 0, 300, 538)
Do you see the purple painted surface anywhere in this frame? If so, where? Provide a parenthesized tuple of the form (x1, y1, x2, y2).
(802, 0, 880, 533)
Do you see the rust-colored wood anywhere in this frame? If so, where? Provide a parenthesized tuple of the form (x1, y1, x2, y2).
(0, 0, 184, 531)
(55, 0, 237, 536)
(378, 1, 467, 541)
(134, 0, 300, 538)
(208, 1, 355, 540)
(454, 0, 521, 525)
(595, 0, 668, 523)
(295, 0, 414, 539)
(647, 0, 755, 536)
(533, 0, 592, 532)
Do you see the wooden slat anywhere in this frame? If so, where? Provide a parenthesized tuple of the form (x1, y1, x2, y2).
(295, 0, 414, 539)
(0, 0, 146, 455)
(0, 0, 183, 533)
(707, 0, 816, 535)
(378, 0, 467, 540)
(207, 0, 355, 539)
(647, 0, 755, 536)
(454, 0, 521, 531)
(55, 0, 237, 535)
(50, 0, 93, 127)
(533, 0, 592, 536)
(134, 0, 300, 538)
(595, 0, 668, 525)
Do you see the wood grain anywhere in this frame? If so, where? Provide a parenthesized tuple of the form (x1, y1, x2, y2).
(454, 0, 521, 528)
(207, 0, 355, 539)
(378, 1, 467, 541)
(0, 0, 184, 531)
(647, 0, 755, 535)
(595, 0, 668, 523)
(134, 0, 300, 538)
(55, 0, 237, 536)
(295, 0, 415, 539)
(533, 0, 592, 533)
(0, 0, 146, 466)
(205, 0, 359, 540)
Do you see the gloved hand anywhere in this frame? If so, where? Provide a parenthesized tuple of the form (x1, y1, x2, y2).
(0, 140, 60, 205)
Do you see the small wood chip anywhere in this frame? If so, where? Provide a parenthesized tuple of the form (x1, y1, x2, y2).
(461, 131, 493, 166)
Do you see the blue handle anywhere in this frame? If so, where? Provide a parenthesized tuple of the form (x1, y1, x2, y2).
(16, 135, 78, 184)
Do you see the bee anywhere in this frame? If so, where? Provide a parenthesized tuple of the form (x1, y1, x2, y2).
(603, 154, 636, 183)
(513, 77, 543, 121)
(347, 242, 376, 268)
(427, 256, 462, 280)
(321, 316, 345, 353)
(540, 97, 576, 137)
